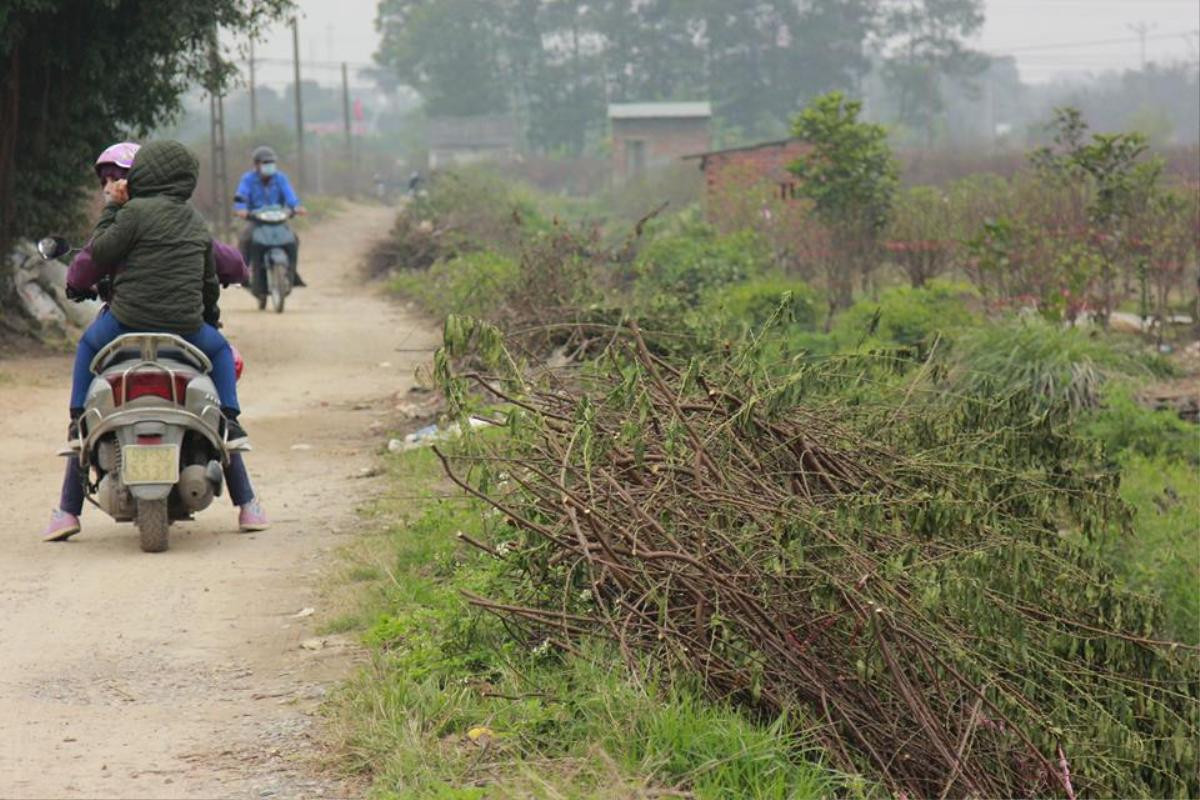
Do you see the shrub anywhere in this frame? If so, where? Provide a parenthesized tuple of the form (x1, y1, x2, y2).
(390, 250, 520, 320)
(949, 318, 1174, 414)
(1083, 383, 1200, 464)
(699, 276, 822, 334)
(831, 280, 978, 351)
(635, 222, 769, 309)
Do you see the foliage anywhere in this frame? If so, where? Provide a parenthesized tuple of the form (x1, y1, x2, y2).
(1082, 383, 1200, 466)
(328, 448, 849, 798)
(434, 318, 1200, 799)
(1097, 454, 1200, 645)
(886, 185, 957, 287)
(391, 251, 520, 321)
(372, 1, 980, 153)
(878, 0, 988, 143)
(831, 281, 977, 351)
(634, 223, 769, 310)
(365, 168, 546, 279)
(374, 0, 511, 118)
(947, 318, 1174, 415)
(698, 277, 822, 335)
(0, 0, 292, 276)
(789, 92, 899, 305)
(1029, 107, 1164, 322)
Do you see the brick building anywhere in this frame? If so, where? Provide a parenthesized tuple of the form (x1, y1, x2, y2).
(427, 113, 519, 169)
(684, 139, 811, 224)
(609, 102, 711, 183)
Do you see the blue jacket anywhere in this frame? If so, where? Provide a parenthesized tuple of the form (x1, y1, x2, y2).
(233, 170, 301, 211)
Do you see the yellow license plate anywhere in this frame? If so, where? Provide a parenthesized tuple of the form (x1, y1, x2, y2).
(121, 445, 179, 485)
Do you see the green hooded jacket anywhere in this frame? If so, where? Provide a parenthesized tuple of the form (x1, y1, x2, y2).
(89, 140, 219, 334)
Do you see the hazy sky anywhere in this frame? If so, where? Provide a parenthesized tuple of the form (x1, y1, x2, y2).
(243, 0, 1200, 89)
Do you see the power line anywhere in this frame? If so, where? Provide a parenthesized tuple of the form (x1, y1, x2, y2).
(984, 29, 1198, 54)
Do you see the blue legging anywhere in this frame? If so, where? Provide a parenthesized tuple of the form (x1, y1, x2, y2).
(59, 453, 255, 515)
(70, 309, 239, 412)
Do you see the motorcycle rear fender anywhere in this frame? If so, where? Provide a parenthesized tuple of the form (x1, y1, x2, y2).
(129, 483, 174, 501)
(267, 246, 290, 267)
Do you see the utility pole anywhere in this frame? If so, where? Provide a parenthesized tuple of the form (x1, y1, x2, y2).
(208, 27, 230, 240)
(248, 38, 257, 132)
(1128, 21, 1155, 70)
(291, 16, 306, 193)
(341, 61, 353, 197)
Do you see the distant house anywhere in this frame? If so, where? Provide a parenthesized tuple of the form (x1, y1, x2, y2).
(683, 138, 810, 223)
(427, 114, 518, 169)
(609, 102, 711, 182)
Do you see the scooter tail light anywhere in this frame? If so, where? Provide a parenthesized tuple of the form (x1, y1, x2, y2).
(106, 372, 193, 406)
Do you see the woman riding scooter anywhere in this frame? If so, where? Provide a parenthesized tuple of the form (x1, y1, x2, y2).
(43, 141, 269, 541)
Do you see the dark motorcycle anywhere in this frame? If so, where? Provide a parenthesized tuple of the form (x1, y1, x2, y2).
(247, 206, 296, 313)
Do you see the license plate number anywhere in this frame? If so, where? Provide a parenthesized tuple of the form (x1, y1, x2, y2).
(121, 445, 179, 485)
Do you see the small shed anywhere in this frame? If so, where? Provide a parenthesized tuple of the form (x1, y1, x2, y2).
(609, 102, 711, 182)
(684, 138, 811, 223)
(427, 114, 518, 169)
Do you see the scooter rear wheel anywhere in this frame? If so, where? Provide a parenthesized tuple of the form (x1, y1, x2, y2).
(135, 497, 169, 553)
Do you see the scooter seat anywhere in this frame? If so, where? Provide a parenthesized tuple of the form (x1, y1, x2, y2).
(98, 347, 205, 372)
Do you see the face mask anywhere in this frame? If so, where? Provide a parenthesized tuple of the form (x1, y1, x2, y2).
(259, 162, 277, 177)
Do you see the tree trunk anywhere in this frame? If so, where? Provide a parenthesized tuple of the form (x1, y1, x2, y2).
(0, 44, 22, 279)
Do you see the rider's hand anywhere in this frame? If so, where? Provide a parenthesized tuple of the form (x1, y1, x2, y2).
(234, 208, 249, 219)
(65, 284, 97, 303)
(293, 206, 308, 216)
(105, 179, 130, 206)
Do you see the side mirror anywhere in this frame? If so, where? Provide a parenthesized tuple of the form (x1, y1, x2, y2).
(37, 236, 71, 260)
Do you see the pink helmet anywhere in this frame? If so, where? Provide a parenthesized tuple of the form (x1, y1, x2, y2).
(94, 141, 140, 176)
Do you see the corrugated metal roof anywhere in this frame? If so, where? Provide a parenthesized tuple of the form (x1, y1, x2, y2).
(608, 102, 712, 120)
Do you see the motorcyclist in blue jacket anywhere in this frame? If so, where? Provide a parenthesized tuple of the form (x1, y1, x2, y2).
(233, 146, 308, 286)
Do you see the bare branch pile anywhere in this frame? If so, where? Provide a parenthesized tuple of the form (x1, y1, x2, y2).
(436, 318, 1199, 799)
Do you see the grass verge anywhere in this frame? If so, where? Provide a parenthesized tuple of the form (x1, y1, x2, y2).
(324, 447, 859, 799)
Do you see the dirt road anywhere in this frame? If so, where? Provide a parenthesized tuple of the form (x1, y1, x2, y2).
(0, 203, 436, 798)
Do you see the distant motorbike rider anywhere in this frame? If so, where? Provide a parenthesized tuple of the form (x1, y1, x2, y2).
(233, 146, 307, 286)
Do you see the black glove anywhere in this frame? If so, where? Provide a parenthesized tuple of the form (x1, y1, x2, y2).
(203, 306, 222, 329)
(65, 284, 98, 303)
(96, 276, 113, 302)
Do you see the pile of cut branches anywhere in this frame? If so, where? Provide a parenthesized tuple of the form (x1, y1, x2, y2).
(435, 317, 1199, 799)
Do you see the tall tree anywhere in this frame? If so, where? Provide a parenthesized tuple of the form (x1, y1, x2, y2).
(0, 0, 291, 286)
(878, 0, 988, 143)
(375, 0, 511, 118)
(790, 91, 899, 306)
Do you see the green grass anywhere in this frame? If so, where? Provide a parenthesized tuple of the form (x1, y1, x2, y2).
(325, 447, 854, 799)
(1099, 454, 1200, 644)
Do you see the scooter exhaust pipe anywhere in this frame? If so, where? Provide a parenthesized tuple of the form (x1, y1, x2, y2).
(178, 464, 216, 512)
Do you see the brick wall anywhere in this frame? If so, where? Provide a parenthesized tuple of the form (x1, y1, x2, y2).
(612, 117, 711, 182)
(699, 140, 811, 219)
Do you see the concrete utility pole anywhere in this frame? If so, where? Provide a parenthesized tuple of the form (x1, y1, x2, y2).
(1128, 21, 1155, 70)
(341, 61, 353, 197)
(248, 39, 258, 132)
(209, 27, 230, 240)
(291, 17, 306, 192)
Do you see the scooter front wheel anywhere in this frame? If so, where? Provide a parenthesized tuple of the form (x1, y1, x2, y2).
(135, 497, 169, 553)
(270, 262, 287, 313)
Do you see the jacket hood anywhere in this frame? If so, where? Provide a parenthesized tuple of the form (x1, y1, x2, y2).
(127, 140, 198, 200)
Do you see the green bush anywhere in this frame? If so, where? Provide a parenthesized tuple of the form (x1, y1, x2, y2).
(1096, 454, 1200, 643)
(831, 281, 977, 351)
(699, 276, 822, 334)
(635, 222, 769, 309)
(1083, 383, 1200, 464)
(390, 250, 519, 320)
(949, 318, 1175, 414)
